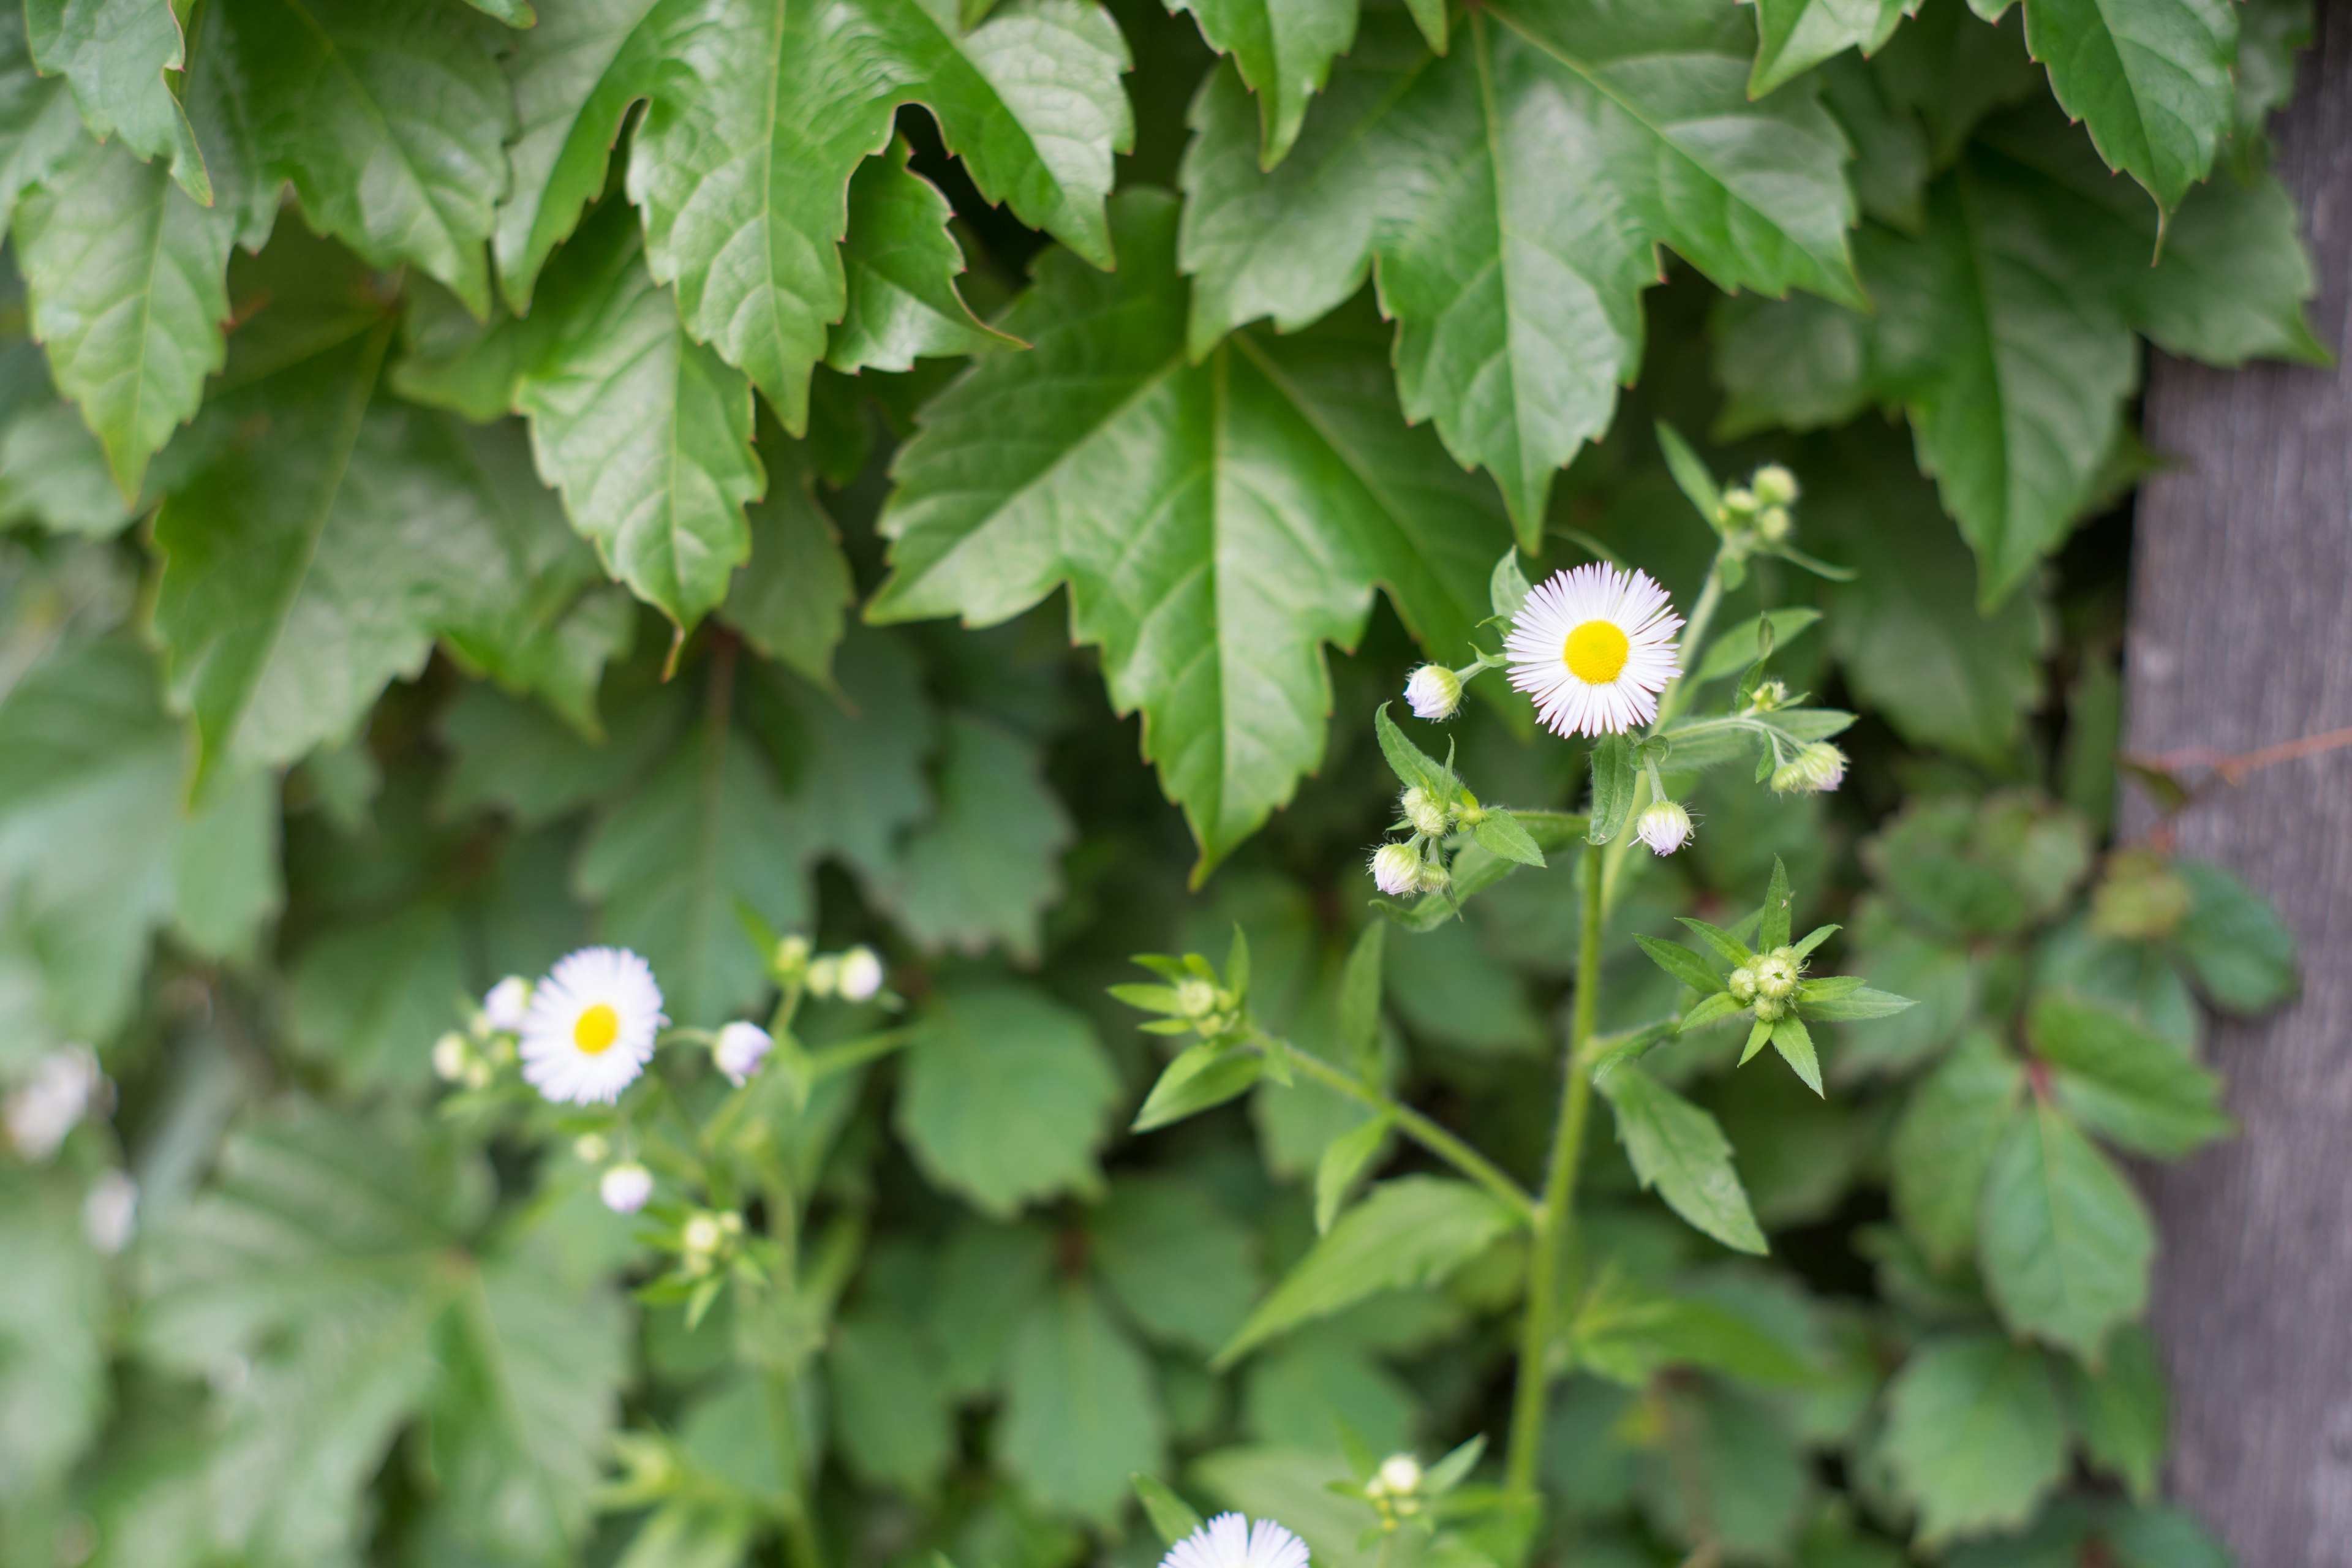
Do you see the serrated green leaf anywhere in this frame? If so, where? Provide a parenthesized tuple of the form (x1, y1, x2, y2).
(1488, 546, 1531, 622)
(1880, 1332, 2068, 1544)
(290, 900, 463, 1090)
(2169, 858, 2298, 1013)
(1635, 933, 1725, 997)
(876, 712, 1072, 963)
(1217, 1177, 1520, 1364)
(2060, 1321, 2166, 1499)
(828, 136, 1022, 374)
(1980, 1096, 2152, 1360)
(0, 635, 279, 1041)
(228, 0, 515, 316)
(1571, 1271, 1816, 1388)
(2015, 0, 2234, 209)
(1170, 0, 1360, 169)
(2030, 993, 2231, 1156)
(1889, 1030, 2024, 1266)
(1374, 702, 1451, 797)
(611, 0, 1129, 429)
(1677, 916, 1757, 968)
(720, 431, 854, 686)
(1761, 857, 1794, 950)
(0, 24, 86, 247)
(1594, 1063, 1768, 1255)
(1655, 420, 1724, 529)
(1180, 0, 1859, 540)
(25, 0, 210, 202)
(1768, 1016, 1822, 1095)
(1749, 0, 1912, 97)
(897, 984, 1120, 1218)
(1312, 1111, 1392, 1234)
(1090, 1173, 1259, 1354)
(829, 1306, 956, 1497)
(1000, 1282, 1166, 1523)
(872, 191, 1507, 871)
(15, 133, 235, 496)
(1795, 986, 1915, 1021)
(513, 201, 764, 628)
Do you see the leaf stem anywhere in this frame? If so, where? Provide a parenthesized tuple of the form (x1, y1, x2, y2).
(1264, 1032, 1537, 1220)
(1603, 546, 1733, 910)
(1504, 837, 1606, 1500)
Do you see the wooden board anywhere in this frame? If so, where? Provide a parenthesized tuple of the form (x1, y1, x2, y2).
(2127, 4, 2352, 1562)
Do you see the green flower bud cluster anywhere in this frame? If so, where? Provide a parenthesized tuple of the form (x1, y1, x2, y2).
(1727, 946, 1806, 1021)
(1716, 462, 1799, 547)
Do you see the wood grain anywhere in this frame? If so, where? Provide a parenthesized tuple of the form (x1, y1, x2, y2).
(2127, 3, 2352, 1562)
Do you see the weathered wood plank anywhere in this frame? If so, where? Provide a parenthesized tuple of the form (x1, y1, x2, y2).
(2127, 3, 2352, 1562)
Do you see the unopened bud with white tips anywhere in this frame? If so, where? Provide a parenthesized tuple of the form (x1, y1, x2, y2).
(1752, 464, 1799, 508)
(1378, 1454, 1423, 1496)
(1635, 799, 1693, 856)
(713, 1020, 773, 1085)
(837, 946, 885, 1002)
(1771, 742, 1848, 794)
(1371, 843, 1422, 897)
(1401, 786, 1450, 838)
(431, 1031, 470, 1084)
(600, 1162, 653, 1214)
(482, 976, 531, 1033)
(1404, 664, 1463, 721)
(1413, 858, 1452, 897)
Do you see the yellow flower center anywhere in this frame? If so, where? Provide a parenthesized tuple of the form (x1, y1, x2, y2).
(1562, 619, 1630, 685)
(573, 1003, 621, 1055)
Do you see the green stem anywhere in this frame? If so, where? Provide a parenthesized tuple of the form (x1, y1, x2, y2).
(1602, 548, 1733, 911)
(1504, 838, 1607, 1499)
(1272, 1035, 1538, 1219)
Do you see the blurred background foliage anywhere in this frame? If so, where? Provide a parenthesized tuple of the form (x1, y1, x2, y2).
(0, 0, 2316, 1565)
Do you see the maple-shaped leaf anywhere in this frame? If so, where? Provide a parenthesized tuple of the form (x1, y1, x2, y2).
(1180, 0, 1860, 546)
(871, 190, 1510, 874)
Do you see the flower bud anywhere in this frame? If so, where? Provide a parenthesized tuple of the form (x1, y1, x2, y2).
(1752, 464, 1799, 507)
(1371, 843, 1422, 897)
(1770, 742, 1848, 794)
(482, 976, 531, 1034)
(1634, 799, 1693, 856)
(682, 1213, 725, 1256)
(1744, 679, 1790, 713)
(1401, 786, 1451, 839)
(1757, 505, 1792, 542)
(431, 1032, 470, 1084)
(1175, 976, 1219, 1019)
(1721, 485, 1758, 517)
(1728, 967, 1758, 1003)
(600, 1162, 653, 1215)
(775, 933, 811, 974)
(83, 1169, 137, 1254)
(1755, 951, 1800, 1000)
(805, 954, 840, 998)
(713, 1020, 774, 1085)
(461, 1058, 494, 1090)
(1378, 1454, 1423, 1496)
(1413, 858, 1452, 897)
(837, 946, 885, 1003)
(573, 1133, 610, 1164)
(1404, 663, 1464, 721)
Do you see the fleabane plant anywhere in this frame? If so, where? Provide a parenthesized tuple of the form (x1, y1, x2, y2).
(1118, 433, 1921, 1520)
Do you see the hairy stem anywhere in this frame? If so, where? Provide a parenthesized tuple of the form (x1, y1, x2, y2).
(1504, 837, 1607, 1499)
(1604, 548, 1732, 910)
(1271, 1035, 1538, 1219)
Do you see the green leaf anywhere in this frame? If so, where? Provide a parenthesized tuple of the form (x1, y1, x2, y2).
(0, 24, 88, 247)
(25, 0, 210, 202)
(828, 1306, 956, 1497)
(228, 0, 516, 316)
(1000, 1282, 1167, 1524)
(895, 984, 1120, 1218)
(1470, 808, 1545, 869)
(872, 191, 1507, 871)
(1693, 609, 1821, 684)
(1133, 1041, 1264, 1131)
(2030, 993, 2231, 1157)
(0, 635, 279, 1039)
(1180, 0, 1860, 539)
(876, 712, 1073, 962)
(1335, 919, 1385, 1065)
(1090, 1173, 1259, 1353)
(828, 136, 1022, 374)
(1676, 916, 1757, 968)
(1880, 1332, 2068, 1544)
(1749, 0, 1912, 97)
(1888, 1030, 2025, 1267)
(929, 1220, 1055, 1398)
(1655, 420, 1724, 529)
(1488, 546, 1531, 622)
(1979, 1097, 2152, 1360)
(2059, 1321, 2166, 1499)
(1374, 702, 1452, 797)
(1570, 1272, 1817, 1388)
(290, 900, 464, 1090)
(15, 133, 236, 496)
(514, 201, 764, 628)
(614, 0, 1129, 429)
(1216, 1176, 1520, 1365)
(1586, 734, 1638, 845)
(1133, 1473, 1207, 1545)
(461, 0, 535, 21)
(1169, 0, 1360, 168)
(1311, 1110, 1392, 1234)
(720, 429, 853, 685)
(1635, 933, 1726, 998)
(1768, 1016, 1823, 1095)
(1793, 985, 1915, 1021)
(0, 1171, 107, 1493)
(2169, 858, 2298, 1013)
(1761, 856, 1794, 951)
(2013, 0, 2235, 209)
(1594, 1063, 1768, 1255)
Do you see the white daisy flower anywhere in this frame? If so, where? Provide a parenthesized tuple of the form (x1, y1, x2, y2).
(713, 1020, 773, 1085)
(519, 946, 665, 1106)
(600, 1162, 653, 1214)
(1504, 564, 1682, 739)
(483, 976, 532, 1033)
(836, 946, 885, 1003)
(1162, 1513, 1309, 1568)
(1635, 799, 1694, 856)
(1404, 664, 1463, 721)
